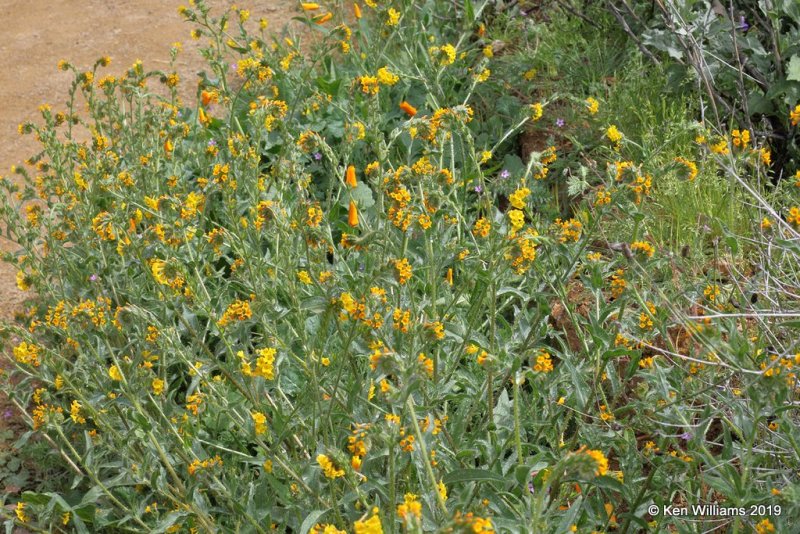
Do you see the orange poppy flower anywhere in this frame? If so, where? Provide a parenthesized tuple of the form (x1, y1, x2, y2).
(314, 12, 333, 24)
(348, 200, 359, 227)
(399, 101, 417, 117)
(346, 165, 357, 187)
(200, 90, 216, 106)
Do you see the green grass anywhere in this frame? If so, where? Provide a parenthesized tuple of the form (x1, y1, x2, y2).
(487, 8, 759, 255)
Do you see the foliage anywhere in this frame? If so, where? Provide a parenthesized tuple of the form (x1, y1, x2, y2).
(609, 0, 800, 182)
(0, 0, 799, 532)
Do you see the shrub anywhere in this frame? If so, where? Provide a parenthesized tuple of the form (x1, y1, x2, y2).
(1, 1, 798, 532)
(610, 0, 800, 182)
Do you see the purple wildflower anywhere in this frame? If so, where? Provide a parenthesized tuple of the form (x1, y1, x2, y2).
(738, 16, 749, 31)
(208, 139, 217, 147)
(474, 185, 483, 193)
(556, 118, 565, 127)
(313, 152, 323, 161)
(679, 432, 692, 441)
(500, 169, 510, 180)
(3, 408, 13, 419)
(89, 274, 99, 282)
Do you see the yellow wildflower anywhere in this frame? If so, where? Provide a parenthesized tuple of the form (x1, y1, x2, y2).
(108, 365, 123, 381)
(787, 206, 800, 227)
(386, 8, 400, 26)
(297, 270, 313, 285)
(348, 201, 359, 227)
(760, 147, 771, 166)
(755, 518, 775, 534)
(70, 400, 86, 424)
(631, 241, 654, 258)
(429, 43, 456, 66)
(317, 454, 345, 479)
(252, 411, 268, 435)
(393, 258, 413, 284)
(583, 447, 608, 476)
(529, 102, 543, 121)
(15, 502, 28, 523)
(358, 76, 380, 95)
(376, 67, 399, 86)
(675, 157, 698, 181)
(353, 508, 383, 534)
(731, 129, 750, 147)
(533, 351, 553, 373)
(791, 104, 800, 126)
(15, 270, 30, 291)
(473, 217, 491, 237)
(254, 347, 276, 380)
(509, 187, 531, 209)
(218, 300, 252, 327)
(606, 125, 623, 145)
(397, 493, 422, 521)
(314, 12, 333, 24)
(152, 378, 165, 395)
(508, 209, 525, 231)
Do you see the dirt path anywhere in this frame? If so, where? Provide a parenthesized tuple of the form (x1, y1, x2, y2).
(0, 0, 299, 496)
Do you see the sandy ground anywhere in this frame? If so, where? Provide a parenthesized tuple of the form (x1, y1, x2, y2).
(0, 0, 299, 495)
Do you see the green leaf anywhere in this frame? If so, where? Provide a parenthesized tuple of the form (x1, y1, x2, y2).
(780, 0, 800, 18)
(514, 465, 531, 486)
(299, 510, 329, 534)
(497, 286, 527, 300)
(594, 475, 625, 493)
(556, 495, 583, 532)
(455, 449, 479, 460)
(13, 430, 33, 449)
(464, 0, 475, 26)
(493, 388, 513, 431)
(746, 92, 774, 115)
(567, 175, 590, 197)
(301, 296, 329, 313)
(766, 79, 797, 99)
(442, 468, 507, 485)
(724, 236, 739, 255)
(774, 238, 800, 255)
(501, 154, 525, 175)
(315, 77, 341, 97)
(6, 458, 20, 472)
(80, 472, 129, 506)
(347, 182, 375, 209)
(702, 473, 735, 496)
(152, 511, 190, 534)
(21, 492, 51, 506)
(786, 55, 800, 82)
(326, 120, 345, 139)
